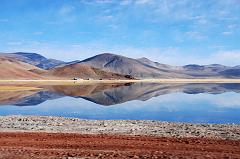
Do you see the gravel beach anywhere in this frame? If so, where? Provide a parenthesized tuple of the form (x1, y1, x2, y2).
(0, 115, 240, 140)
(0, 115, 240, 158)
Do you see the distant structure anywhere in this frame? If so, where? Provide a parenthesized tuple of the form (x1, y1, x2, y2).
(72, 78, 83, 80)
(125, 75, 135, 79)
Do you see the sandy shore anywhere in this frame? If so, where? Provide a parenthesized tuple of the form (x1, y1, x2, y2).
(0, 116, 240, 158)
(0, 86, 43, 91)
(0, 78, 240, 85)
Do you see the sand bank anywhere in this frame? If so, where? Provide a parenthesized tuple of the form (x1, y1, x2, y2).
(0, 78, 240, 85)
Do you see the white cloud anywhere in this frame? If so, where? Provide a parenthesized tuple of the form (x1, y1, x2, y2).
(208, 50, 240, 66)
(59, 5, 75, 16)
(128, 0, 240, 27)
(185, 31, 207, 40)
(2, 40, 240, 66)
(57, 4, 76, 23)
(190, 15, 208, 25)
(227, 24, 238, 29)
(209, 45, 227, 50)
(95, 0, 113, 4)
(222, 31, 233, 36)
(81, 0, 113, 5)
(99, 15, 114, 21)
(135, 0, 153, 5)
(120, 0, 132, 5)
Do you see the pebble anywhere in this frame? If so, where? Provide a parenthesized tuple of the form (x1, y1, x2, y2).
(0, 115, 239, 140)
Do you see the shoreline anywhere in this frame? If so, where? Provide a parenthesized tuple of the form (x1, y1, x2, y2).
(0, 115, 239, 140)
(0, 115, 240, 158)
(0, 86, 43, 91)
(0, 78, 240, 84)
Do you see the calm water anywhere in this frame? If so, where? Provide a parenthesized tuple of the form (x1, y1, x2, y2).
(0, 83, 240, 124)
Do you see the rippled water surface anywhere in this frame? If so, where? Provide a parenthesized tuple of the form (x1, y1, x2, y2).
(0, 83, 240, 124)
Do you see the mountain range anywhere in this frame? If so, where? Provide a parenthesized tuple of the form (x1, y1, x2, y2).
(0, 52, 240, 79)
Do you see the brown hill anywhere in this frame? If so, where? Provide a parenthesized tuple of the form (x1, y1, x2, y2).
(1, 52, 239, 79)
(78, 53, 192, 78)
(0, 52, 65, 69)
(0, 56, 132, 80)
(47, 63, 131, 80)
(0, 57, 45, 79)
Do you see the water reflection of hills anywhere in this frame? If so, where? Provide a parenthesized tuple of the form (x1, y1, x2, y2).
(1, 83, 240, 106)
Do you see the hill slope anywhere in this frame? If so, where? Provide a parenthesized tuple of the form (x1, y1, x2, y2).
(77, 53, 240, 79)
(47, 63, 132, 80)
(0, 52, 239, 79)
(0, 57, 45, 79)
(0, 52, 65, 69)
(0, 54, 134, 80)
(78, 53, 191, 78)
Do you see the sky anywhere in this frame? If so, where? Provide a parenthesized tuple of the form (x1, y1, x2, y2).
(0, 0, 240, 66)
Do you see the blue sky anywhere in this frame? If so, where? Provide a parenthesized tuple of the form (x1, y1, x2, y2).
(0, 0, 240, 65)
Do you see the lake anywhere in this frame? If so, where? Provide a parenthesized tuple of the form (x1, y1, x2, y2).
(0, 83, 240, 124)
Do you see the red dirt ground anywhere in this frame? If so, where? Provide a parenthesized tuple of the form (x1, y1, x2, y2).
(0, 132, 239, 159)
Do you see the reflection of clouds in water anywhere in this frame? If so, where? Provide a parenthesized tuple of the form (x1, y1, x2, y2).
(1, 83, 240, 110)
(107, 93, 192, 112)
(116, 92, 240, 112)
(204, 93, 240, 108)
(1, 91, 240, 123)
(175, 93, 240, 108)
(163, 93, 240, 108)
(73, 83, 240, 108)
